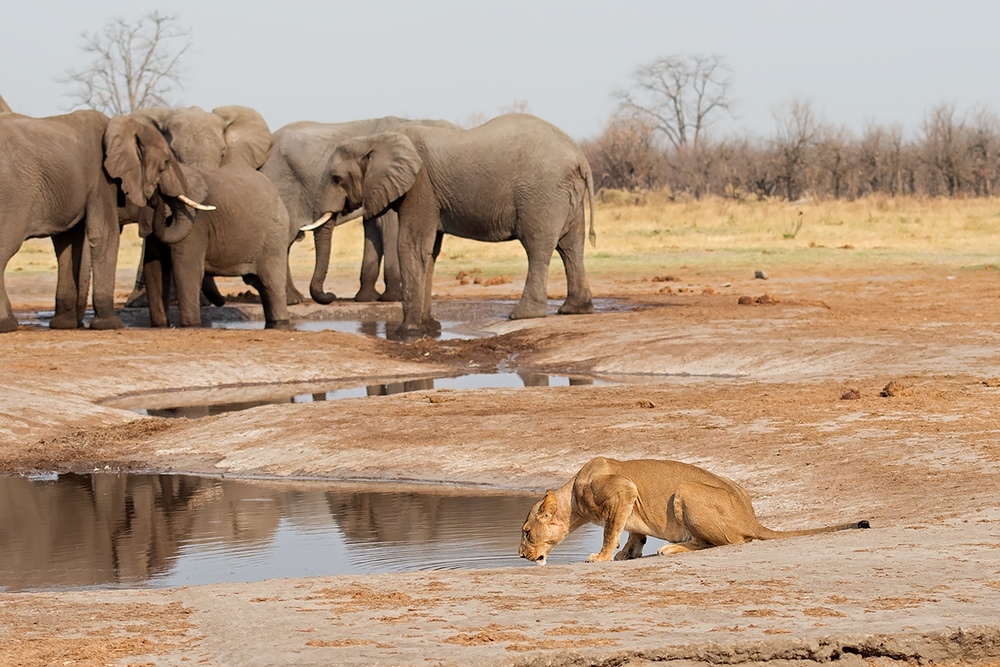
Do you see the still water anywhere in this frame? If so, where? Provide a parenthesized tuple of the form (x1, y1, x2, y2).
(129, 372, 601, 418)
(0, 473, 605, 592)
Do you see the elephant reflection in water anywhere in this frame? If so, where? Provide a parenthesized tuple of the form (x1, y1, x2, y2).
(0, 474, 286, 590)
(324, 490, 529, 546)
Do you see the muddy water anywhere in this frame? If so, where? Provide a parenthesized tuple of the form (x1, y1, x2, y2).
(0, 473, 606, 592)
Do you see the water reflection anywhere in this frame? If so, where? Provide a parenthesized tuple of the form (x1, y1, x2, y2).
(210, 318, 477, 340)
(136, 373, 599, 419)
(0, 473, 603, 592)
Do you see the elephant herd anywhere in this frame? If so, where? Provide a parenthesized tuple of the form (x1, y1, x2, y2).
(0, 98, 597, 339)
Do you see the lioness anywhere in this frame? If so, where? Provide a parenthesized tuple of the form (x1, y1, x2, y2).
(519, 457, 869, 564)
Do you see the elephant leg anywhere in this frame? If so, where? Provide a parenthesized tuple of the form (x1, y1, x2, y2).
(555, 214, 594, 315)
(0, 240, 22, 332)
(124, 244, 147, 308)
(356, 216, 384, 302)
(143, 240, 171, 327)
(50, 225, 86, 329)
(171, 251, 206, 327)
(396, 216, 440, 340)
(510, 226, 557, 320)
(252, 256, 290, 329)
(201, 275, 226, 307)
(422, 231, 442, 332)
(86, 213, 125, 331)
(285, 263, 304, 305)
(378, 210, 402, 302)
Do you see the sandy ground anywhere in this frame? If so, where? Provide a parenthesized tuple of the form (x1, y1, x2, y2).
(1, 262, 1000, 666)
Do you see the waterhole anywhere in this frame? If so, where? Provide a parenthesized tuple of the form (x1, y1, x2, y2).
(21, 298, 634, 340)
(0, 473, 609, 592)
(105, 372, 604, 418)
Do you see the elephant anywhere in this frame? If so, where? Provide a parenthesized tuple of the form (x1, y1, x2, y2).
(0, 109, 124, 332)
(314, 113, 596, 339)
(104, 115, 293, 328)
(261, 117, 457, 304)
(125, 105, 280, 306)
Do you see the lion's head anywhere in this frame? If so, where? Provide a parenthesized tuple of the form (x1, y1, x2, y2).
(518, 490, 567, 565)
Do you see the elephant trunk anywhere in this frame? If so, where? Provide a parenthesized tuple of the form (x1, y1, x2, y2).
(154, 199, 197, 245)
(309, 221, 337, 304)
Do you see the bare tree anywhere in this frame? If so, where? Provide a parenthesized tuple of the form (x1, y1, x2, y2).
(63, 11, 191, 114)
(581, 115, 664, 191)
(815, 124, 855, 199)
(772, 97, 824, 200)
(920, 103, 967, 196)
(616, 54, 733, 152)
(965, 103, 1000, 196)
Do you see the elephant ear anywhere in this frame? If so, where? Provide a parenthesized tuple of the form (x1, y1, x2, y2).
(104, 115, 189, 207)
(360, 132, 422, 219)
(104, 115, 158, 207)
(213, 105, 273, 169)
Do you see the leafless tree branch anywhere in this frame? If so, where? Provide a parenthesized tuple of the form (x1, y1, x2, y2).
(61, 11, 191, 115)
(615, 54, 733, 151)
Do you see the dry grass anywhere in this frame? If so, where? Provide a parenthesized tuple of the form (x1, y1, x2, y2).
(7, 195, 1000, 290)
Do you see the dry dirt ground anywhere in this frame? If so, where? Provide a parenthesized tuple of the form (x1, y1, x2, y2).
(1, 262, 1000, 666)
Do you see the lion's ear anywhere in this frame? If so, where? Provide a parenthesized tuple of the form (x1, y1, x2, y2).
(539, 490, 558, 517)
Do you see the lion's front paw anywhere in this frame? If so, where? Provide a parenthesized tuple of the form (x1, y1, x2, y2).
(586, 553, 612, 563)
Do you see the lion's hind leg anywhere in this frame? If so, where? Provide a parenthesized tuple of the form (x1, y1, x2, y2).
(614, 532, 646, 561)
(672, 481, 758, 548)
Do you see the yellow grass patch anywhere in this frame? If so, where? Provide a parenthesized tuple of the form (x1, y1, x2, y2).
(8, 195, 1000, 287)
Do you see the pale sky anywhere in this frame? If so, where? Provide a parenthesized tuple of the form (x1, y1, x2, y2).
(2, 1, 997, 141)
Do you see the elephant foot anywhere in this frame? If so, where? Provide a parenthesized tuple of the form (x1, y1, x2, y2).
(0, 316, 19, 333)
(379, 289, 402, 303)
(89, 314, 126, 330)
(393, 322, 428, 342)
(354, 287, 382, 302)
(509, 301, 548, 320)
(49, 313, 81, 330)
(287, 284, 305, 305)
(265, 319, 292, 331)
(557, 298, 594, 315)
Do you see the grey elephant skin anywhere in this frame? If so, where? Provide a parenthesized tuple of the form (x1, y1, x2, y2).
(0, 109, 124, 332)
(316, 113, 596, 339)
(105, 116, 292, 328)
(127, 105, 291, 306)
(261, 117, 456, 304)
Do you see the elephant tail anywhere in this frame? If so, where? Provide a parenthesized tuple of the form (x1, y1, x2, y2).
(579, 161, 596, 248)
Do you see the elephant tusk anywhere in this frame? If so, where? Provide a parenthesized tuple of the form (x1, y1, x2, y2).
(301, 212, 333, 232)
(178, 194, 216, 211)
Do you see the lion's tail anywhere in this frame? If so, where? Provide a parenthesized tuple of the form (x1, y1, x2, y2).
(755, 519, 870, 540)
